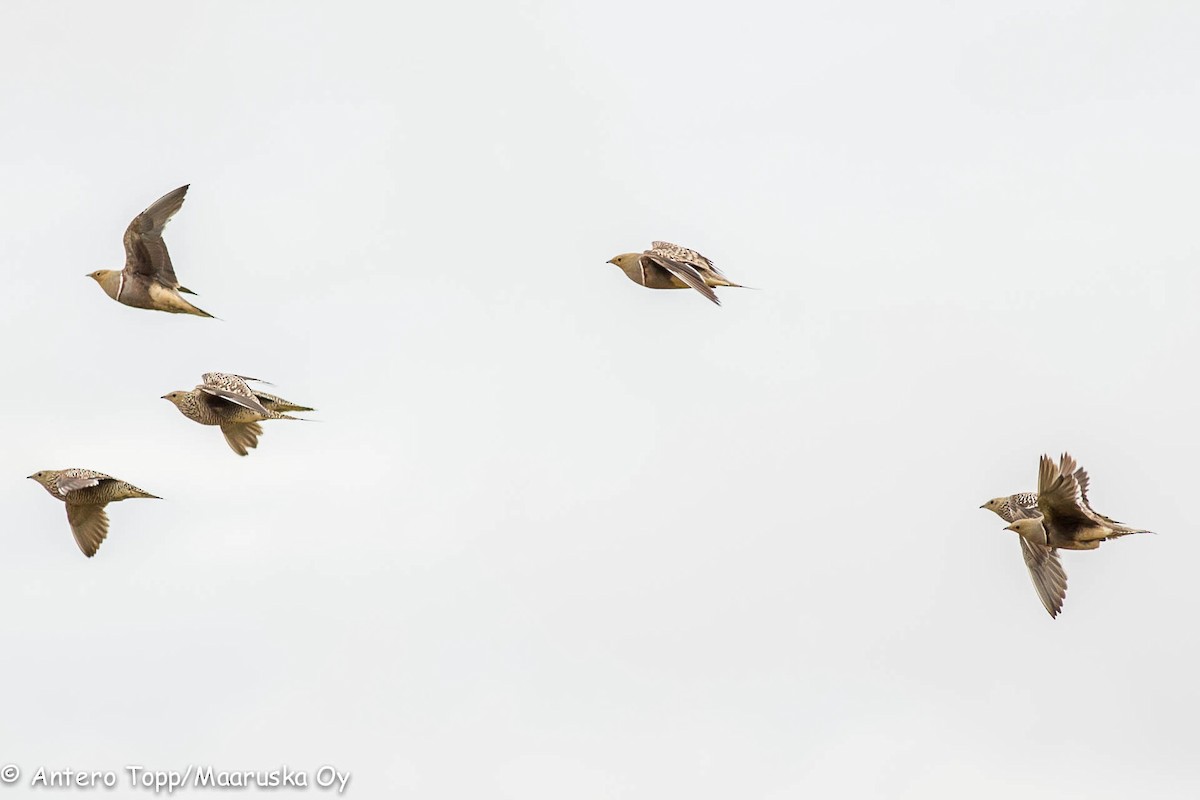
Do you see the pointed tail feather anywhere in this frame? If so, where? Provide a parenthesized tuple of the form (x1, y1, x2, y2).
(1106, 524, 1154, 539)
(183, 299, 217, 319)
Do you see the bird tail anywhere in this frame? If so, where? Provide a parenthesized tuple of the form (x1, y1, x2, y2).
(177, 285, 198, 295)
(1105, 522, 1154, 539)
(256, 392, 314, 413)
(181, 298, 216, 319)
(270, 402, 316, 413)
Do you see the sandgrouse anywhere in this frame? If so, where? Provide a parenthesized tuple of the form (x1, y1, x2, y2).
(162, 373, 313, 456)
(981, 454, 1152, 618)
(606, 241, 745, 306)
(28, 469, 160, 558)
(87, 184, 214, 317)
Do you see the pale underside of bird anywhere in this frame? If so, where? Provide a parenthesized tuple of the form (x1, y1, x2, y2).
(162, 373, 314, 456)
(982, 453, 1152, 618)
(87, 184, 214, 318)
(605, 241, 746, 306)
(27, 468, 159, 558)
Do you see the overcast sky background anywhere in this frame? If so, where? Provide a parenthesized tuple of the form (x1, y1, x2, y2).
(1, 1, 1198, 797)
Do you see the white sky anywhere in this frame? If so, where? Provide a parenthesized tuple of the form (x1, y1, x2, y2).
(1, 1, 1198, 797)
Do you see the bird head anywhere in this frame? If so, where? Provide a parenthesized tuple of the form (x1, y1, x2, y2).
(607, 253, 640, 270)
(980, 498, 1006, 514)
(86, 270, 120, 299)
(1004, 518, 1047, 544)
(161, 391, 189, 409)
(27, 470, 54, 487)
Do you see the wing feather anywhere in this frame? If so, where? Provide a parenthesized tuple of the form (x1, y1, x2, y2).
(123, 185, 188, 285)
(220, 422, 263, 456)
(640, 253, 720, 305)
(65, 504, 110, 558)
(1019, 537, 1068, 618)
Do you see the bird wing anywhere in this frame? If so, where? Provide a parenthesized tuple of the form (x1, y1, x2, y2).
(56, 469, 114, 496)
(65, 504, 110, 558)
(650, 241, 713, 268)
(198, 386, 271, 416)
(640, 253, 720, 305)
(1071, 463, 1149, 532)
(650, 241, 732, 281)
(1036, 454, 1097, 531)
(199, 373, 271, 415)
(1018, 537, 1067, 618)
(1073, 467, 1091, 506)
(220, 422, 263, 456)
(123, 185, 189, 285)
(202, 372, 273, 387)
(1008, 498, 1042, 521)
(1011, 491, 1039, 509)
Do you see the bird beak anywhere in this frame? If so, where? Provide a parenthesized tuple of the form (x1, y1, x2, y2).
(979, 503, 986, 509)
(1004, 524, 1017, 532)
(25, 474, 34, 480)
(160, 395, 169, 400)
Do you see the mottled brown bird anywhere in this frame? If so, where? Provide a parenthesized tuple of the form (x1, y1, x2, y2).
(162, 373, 313, 456)
(87, 185, 214, 317)
(27, 468, 160, 558)
(606, 241, 745, 306)
(980, 492, 1068, 618)
(986, 454, 1152, 618)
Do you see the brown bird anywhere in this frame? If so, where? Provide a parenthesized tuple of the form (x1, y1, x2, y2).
(86, 185, 214, 317)
(27, 468, 160, 558)
(605, 241, 745, 306)
(980, 492, 1068, 618)
(162, 373, 313, 456)
(989, 454, 1152, 618)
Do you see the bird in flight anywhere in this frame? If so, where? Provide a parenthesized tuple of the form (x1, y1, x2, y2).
(162, 373, 314, 456)
(980, 491, 1068, 618)
(982, 453, 1152, 618)
(28, 468, 160, 558)
(86, 184, 214, 317)
(605, 241, 746, 306)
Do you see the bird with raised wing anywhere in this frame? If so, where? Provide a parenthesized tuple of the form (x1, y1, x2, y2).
(28, 468, 160, 558)
(86, 185, 214, 317)
(984, 454, 1152, 618)
(605, 241, 746, 306)
(162, 373, 313, 456)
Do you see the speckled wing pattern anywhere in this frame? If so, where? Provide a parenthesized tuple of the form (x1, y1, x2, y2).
(198, 373, 271, 416)
(55, 468, 115, 496)
(648, 242, 720, 277)
(123, 185, 188, 287)
(202, 372, 272, 387)
(1009, 492, 1038, 511)
(1004, 493, 1041, 522)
